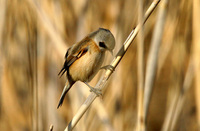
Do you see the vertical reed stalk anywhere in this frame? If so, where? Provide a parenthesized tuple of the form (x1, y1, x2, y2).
(192, 0, 200, 129)
(144, 0, 168, 122)
(0, 0, 6, 116)
(136, 0, 145, 130)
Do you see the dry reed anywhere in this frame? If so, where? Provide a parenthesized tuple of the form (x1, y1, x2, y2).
(0, 0, 198, 131)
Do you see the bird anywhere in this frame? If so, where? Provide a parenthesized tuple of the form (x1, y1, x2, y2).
(57, 28, 115, 109)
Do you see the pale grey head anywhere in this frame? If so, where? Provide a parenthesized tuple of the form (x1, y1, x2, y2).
(89, 28, 115, 53)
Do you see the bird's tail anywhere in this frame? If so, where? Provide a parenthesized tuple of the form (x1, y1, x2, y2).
(57, 83, 72, 109)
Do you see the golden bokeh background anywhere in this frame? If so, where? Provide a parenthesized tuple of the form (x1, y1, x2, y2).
(0, 0, 199, 131)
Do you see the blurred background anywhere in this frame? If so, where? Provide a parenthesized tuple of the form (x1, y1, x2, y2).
(0, 0, 199, 131)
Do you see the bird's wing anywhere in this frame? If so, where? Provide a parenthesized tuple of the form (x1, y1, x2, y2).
(58, 42, 89, 77)
(66, 46, 88, 67)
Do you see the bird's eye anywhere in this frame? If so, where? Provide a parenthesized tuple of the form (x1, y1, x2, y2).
(99, 42, 106, 48)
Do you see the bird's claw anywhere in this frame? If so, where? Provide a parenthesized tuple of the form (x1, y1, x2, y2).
(84, 82, 103, 96)
(89, 88, 102, 96)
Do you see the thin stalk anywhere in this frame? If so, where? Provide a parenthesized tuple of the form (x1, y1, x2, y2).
(136, 0, 145, 130)
(193, 0, 200, 128)
(144, 0, 168, 122)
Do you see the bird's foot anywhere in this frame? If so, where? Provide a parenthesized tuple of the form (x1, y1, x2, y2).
(84, 82, 102, 96)
(89, 87, 102, 96)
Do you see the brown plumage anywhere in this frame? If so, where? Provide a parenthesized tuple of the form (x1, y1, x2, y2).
(57, 28, 115, 108)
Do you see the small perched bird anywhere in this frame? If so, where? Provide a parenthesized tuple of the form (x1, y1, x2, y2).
(57, 28, 115, 108)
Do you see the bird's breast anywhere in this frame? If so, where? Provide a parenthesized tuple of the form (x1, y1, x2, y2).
(69, 45, 105, 82)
